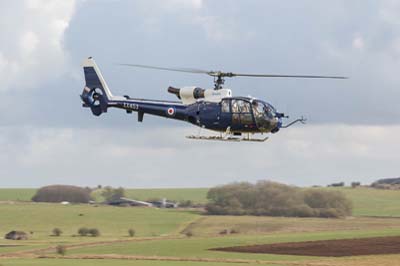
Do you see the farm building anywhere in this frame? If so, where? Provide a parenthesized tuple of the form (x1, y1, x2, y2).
(108, 197, 178, 208)
(108, 197, 153, 207)
(149, 198, 178, 208)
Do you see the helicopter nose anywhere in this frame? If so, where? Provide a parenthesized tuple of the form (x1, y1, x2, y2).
(271, 118, 281, 134)
(277, 118, 283, 128)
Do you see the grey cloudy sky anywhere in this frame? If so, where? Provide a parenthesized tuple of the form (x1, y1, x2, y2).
(0, 0, 399, 188)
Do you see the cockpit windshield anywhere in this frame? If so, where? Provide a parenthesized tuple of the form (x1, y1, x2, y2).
(252, 100, 276, 130)
(253, 101, 275, 119)
(265, 103, 276, 119)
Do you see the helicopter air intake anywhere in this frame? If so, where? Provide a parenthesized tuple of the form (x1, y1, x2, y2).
(168, 86, 232, 104)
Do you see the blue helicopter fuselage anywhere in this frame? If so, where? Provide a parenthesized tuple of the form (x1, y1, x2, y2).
(80, 57, 282, 135)
(105, 96, 281, 134)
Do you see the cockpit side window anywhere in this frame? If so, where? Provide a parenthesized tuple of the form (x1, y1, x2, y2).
(252, 101, 264, 117)
(221, 99, 230, 112)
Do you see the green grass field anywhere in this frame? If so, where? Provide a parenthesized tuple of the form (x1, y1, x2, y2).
(181, 215, 400, 237)
(327, 187, 400, 217)
(1, 187, 400, 266)
(0, 259, 275, 266)
(0, 189, 36, 201)
(0, 203, 196, 242)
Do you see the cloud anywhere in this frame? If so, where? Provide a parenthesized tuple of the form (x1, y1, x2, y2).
(164, 0, 203, 10)
(1, 124, 399, 187)
(379, 0, 400, 26)
(0, 0, 76, 91)
(127, 0, 248, 43)
(193, 15, 249, 43)
(352, 34, 365, 50)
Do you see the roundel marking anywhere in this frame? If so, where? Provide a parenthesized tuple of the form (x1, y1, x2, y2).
(167, 107, 175, 116)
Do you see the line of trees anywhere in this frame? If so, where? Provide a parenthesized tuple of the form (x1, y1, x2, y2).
(31, 185, 126, 204)
(32, 185, 91, 203)
(206, 181, 352, 218)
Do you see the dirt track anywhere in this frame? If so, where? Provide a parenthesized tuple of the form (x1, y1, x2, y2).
(213, 236, 400, 257)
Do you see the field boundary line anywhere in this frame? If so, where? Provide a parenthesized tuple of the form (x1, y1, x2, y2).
(38, 254, 334, 266)
(178, 215, 207, 234)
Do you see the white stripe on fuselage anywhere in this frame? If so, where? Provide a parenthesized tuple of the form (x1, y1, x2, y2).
(112, 98, 185, 106)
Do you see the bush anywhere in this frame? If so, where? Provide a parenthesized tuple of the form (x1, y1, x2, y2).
(101, 186, 125, 203)
(52, 228, 62, 237)
(128, 228, 135, 237)
(206, 181, 352, 218)
(179, 200, 194, 208)
(351, 182, 361, 188)
(327, 182, 345, 187)
(56, 245, 66, 256)
(230, 229, 240, 234)
(302, 189, 352, 217)
(78, 227, 89, 236)
(185, 230, 193, 237)
(88, 228, 100, 237)
(32, 185, 91, 203)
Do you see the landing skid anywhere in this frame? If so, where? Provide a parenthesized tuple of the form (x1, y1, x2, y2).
(186, 126, 268, 142)
(186, 135, 269, 142)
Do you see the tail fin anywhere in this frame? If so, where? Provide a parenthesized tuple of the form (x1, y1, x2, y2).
(81, 57, 112, 116)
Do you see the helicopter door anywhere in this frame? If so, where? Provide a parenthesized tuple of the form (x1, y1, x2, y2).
(231, 99, 254, 130)
(218, 99, 232, 129)
(199, 101, 220, 129)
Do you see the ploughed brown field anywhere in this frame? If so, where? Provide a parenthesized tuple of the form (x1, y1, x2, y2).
(212, 236, 400, 257)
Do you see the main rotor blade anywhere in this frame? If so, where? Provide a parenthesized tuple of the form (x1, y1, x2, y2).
(118, 63, 209, 74)
(118, 63, 348, 79)
(230, 73, 348, 79)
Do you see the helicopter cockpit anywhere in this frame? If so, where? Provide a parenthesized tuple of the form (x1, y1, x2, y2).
(251, 100, 278, 130)
(220, 97, 279, 132)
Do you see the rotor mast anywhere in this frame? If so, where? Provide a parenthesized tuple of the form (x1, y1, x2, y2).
(214, 75, 225, 90)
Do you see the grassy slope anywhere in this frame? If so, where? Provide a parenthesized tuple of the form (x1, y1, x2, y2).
(327, 187, 400, 217)
(0, 203, 196, 240)
(181, 216, 400, 237)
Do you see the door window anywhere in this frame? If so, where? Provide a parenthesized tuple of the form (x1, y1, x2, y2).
(231, 99, 254, 125)
(231, 100, 251, 113)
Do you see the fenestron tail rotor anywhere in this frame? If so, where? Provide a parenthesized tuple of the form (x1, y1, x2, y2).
(118, 63, 348, 90)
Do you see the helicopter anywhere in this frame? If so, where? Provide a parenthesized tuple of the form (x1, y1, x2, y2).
(80, 57, 346, 142)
